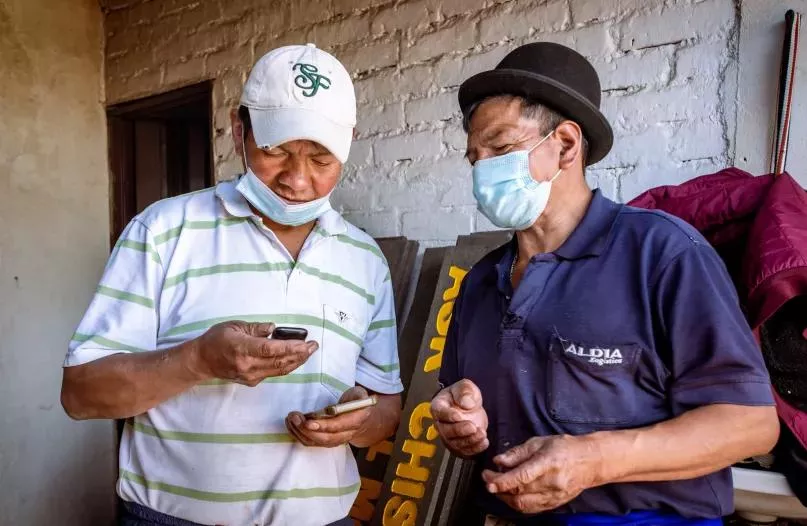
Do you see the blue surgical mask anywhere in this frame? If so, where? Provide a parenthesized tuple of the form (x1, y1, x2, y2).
(472, 130, 562, 231)
(236, 169, 333, 227)
(235, 133, 332, 227)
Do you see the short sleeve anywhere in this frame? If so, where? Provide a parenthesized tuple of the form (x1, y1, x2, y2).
(65, 218, 164, 367)
(356, 268, 403, 394)
(655, 243, 774, 413)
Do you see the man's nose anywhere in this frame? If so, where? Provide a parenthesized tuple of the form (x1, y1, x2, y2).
(278, 156, 309, 190)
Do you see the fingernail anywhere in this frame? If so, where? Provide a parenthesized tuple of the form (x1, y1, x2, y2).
(487, 483, 497, 493)
(291, 415, 303, 426)
(460, 396, 473, 409)
(306, 421, 320, 431)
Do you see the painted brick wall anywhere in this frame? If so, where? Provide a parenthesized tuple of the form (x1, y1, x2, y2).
(104, 0, 739, 244)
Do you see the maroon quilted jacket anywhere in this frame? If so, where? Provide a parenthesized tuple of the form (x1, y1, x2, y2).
(628, 168, 807, 448)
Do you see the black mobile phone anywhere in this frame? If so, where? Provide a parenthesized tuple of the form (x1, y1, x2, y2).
(272, 326, 308, 341)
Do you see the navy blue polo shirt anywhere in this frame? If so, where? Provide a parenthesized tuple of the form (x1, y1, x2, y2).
(439, 190, 774, 520)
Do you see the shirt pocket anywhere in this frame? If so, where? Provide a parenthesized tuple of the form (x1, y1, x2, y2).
(547, 336, 643, 427)
(319, 304, 367, 400)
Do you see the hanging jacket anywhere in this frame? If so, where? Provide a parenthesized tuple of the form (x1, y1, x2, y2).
(627, 168, 807, 452)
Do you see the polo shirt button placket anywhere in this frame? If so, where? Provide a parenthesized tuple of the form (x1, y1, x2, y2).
(496, 310, 525, 458)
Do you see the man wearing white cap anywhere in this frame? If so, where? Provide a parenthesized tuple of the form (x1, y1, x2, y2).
(60, 44, 403, 526)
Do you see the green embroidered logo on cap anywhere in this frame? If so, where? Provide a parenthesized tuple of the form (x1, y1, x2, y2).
(293, 63, 331, 97)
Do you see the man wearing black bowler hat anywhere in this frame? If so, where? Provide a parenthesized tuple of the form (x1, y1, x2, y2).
(431, 42, 779, 525)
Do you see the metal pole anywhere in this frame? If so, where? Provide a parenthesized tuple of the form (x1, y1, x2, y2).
(772, 10, 801, 176)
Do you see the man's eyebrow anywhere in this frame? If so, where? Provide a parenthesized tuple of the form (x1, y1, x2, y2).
(476, 126, 518, 144)
(466, 127, 512, 159)
(307, 142, 333, 155)
(486, 129, 513, 142)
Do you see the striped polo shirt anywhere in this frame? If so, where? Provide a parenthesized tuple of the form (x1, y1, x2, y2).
(65, 177, 403, 526)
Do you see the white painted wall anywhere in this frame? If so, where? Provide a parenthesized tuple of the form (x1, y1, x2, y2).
(0, 0, 116, 523)
(105, 0, 746, 245)
(326, 0, 741, 241)
(736, 0, 807, 188)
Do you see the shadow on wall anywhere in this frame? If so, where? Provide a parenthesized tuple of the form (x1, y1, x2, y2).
(0, 2, 36, 171)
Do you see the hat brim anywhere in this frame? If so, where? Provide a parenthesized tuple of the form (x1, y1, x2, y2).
(248, 107, 353, 163)
(458, 69, 613, 165)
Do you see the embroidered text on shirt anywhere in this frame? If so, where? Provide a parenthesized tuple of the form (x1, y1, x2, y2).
(564, 343, 624, 366)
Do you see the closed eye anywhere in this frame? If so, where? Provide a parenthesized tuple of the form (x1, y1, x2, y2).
(261, 148, 286, 158)
(311, 157, 335, 167)
(493, 144, 514, 154)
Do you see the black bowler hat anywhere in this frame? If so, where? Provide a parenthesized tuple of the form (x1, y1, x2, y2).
(458, 42, 613, 165)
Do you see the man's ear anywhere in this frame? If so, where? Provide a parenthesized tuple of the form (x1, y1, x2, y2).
(555, 121, 584, 171)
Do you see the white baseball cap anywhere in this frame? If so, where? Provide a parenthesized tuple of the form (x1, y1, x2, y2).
(240, 43, 356, 163)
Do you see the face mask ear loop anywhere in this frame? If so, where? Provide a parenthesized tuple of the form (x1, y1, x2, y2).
(527, 129, 555, 154)
(525, 129, 559, 184)
(241, 124, 249, 172)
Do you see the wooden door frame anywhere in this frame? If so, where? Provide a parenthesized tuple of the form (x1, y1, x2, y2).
(106, 81, 214, 247)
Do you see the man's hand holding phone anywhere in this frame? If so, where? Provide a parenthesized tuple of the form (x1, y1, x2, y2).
(189, 322, 317, 386)
(286, 386, 376, 448)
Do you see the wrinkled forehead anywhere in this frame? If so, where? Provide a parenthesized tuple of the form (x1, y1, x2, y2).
(467, 96, 541, 144)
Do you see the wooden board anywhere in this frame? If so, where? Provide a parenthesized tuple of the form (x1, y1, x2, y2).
(351, 238, 427, 526)
(376, 237, 420, 325)
(456, 230, 512, 247)
(376, 237, 409, 321)
(371, 242, 502, 526)
(398, 248, 447, 395)
(397, 240, 420, 333)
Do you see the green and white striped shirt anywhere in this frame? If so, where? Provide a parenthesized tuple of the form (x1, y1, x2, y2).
(65, 177, 402, 525)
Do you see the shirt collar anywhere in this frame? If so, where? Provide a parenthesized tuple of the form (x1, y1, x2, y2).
(215, 176, 253, 218)
(492, 190, 622, 294)
(554, 189, 622, 260)
(315, 208, 348, 236)
(215, 175, 348, 236)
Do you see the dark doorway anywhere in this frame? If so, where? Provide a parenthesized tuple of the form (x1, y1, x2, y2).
(106, 81, 214, 245)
